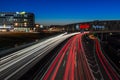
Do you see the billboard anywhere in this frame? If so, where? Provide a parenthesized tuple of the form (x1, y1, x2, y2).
(80, 24, 90, 29)
(92, 25, 105, 29)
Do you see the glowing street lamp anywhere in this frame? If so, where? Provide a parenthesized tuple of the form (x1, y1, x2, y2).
(36, 24, 39, 27)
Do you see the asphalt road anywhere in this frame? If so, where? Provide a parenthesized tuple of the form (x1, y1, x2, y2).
(42, 33, 94, 80)
(42, 33, 120, 80)
(0, 32, 79, 80)
(82, 34, 120, 80)
(1, 32, 119, 80)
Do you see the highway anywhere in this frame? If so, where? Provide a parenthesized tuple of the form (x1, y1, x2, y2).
(42, 33, 94, 80)
(94, 39, 119, 80)
(0, 32, 79, 80)
(83, 34, 120, 80)
(42, 33, 120, 80)
(0, 32, 120, 80)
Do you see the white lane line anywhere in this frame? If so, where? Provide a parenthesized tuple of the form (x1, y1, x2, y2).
(63, 60, 66, 67)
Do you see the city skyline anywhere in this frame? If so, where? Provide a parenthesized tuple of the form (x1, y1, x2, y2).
(0, 0, 120, 25)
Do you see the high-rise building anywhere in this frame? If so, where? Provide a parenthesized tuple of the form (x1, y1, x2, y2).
(0, 12, 35, 32)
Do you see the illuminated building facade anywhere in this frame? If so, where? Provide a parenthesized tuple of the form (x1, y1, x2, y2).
(0, 12, 35, 32)
(65, 20, 120, 32)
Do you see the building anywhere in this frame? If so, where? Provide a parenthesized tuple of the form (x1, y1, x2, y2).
(0, 12, 35, 32)
(64, 20, 120, 32)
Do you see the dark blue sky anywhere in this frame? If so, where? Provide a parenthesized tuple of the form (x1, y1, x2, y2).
(0, 0, 120, 25)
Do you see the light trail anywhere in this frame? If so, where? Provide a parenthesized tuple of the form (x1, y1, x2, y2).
(42, 32, 119, 80)
(42, 33, 94, 80)
(95, 39, 120, 80)
(0, 32, 79, 80)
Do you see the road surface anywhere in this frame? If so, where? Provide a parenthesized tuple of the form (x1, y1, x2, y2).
(0, 32, 79, 80)
(42, 33, 94, 80)
(42, 33, 120, 80)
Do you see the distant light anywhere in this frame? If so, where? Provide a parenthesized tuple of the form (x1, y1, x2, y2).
(16, 12, 19, 14)
(40, 25, 43, 28)
(14, 23, 18, 26)
(3, 24, 6, 28)
(24, 22, 27, 27)
(110, 33, 112, 35)
(76, 24, 79, 30)
(35, 24, 39, 27)
(24, 22, 27, 25)
(20, 12, 26, 15)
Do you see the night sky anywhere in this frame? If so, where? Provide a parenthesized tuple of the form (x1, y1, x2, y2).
(0, 0, 120, 25)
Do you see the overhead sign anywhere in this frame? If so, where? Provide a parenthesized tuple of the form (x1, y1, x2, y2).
(92, 25, 105, 29)
(80, 24, 90, 29)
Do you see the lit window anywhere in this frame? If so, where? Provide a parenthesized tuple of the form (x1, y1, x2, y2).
(14, 14, 18, 17)
(14, 19, 17, 21)
(14, 23, 18, 26)
(0, 14, 5, 16)
(24, 15, 28, 17)
(24, 19, 27, 21)
(24, 22, 27, 27)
